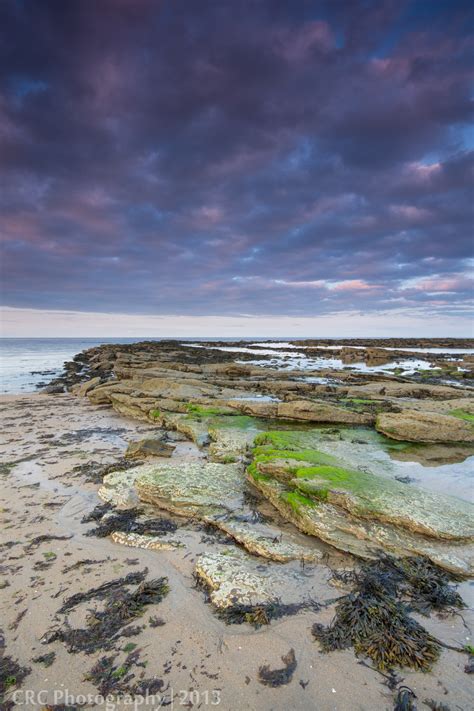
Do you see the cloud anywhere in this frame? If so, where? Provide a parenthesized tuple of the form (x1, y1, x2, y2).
(0, 0, 472, 328)
(1, 305, 472, 338)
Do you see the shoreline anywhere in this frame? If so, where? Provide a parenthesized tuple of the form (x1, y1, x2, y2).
(1, 338, 473, 710)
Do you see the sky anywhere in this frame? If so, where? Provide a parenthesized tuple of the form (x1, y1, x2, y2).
(0, 0, 473, 337)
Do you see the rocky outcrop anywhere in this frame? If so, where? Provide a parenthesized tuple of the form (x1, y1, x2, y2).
(208, 424, 258, 462)
(346, 382, 466, 400)
(247, 430, 474, 575)
(386, 397, 474, 415)
(125, 437, 175, 458)
(100, 461, 321, 563)
(110, 531, 181, 550)
(195, 549, 316, 609)
(249, 470, 473, 575)
(276, 400, 374, 424)
(226, 399, 279, 418)
(340, 347, 366, 363)
(71, 376, 102, 397)
(292, 467, 473, 539)
(136, 461, 244, 517)
(61, 338, 474, 576)
(376, 410, 474, 443)
(109, 393, 158, 421)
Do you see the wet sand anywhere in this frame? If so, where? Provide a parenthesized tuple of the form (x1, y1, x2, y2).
(1, 393, 472, 710)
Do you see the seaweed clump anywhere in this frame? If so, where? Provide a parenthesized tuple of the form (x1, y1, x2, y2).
(71, 457, 142, 485)
(312, 555, 464, 672)
(205, 593, 319, 628)
(379, 556, 464, 615)
(393, 686, 417, 710)
(82, 505, 177, 539)
(258, 648, 297, 687)
(43, 570, 169, 654)
(0, 650, 31, 708)
(32, 651, 56, 667)
(85, 650, 165, 697)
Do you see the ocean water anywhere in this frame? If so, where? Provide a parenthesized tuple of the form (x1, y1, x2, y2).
(0, 336, 288, 393)
(1, 337, 472, 395)
(0, 338, 163, 394)
(184, 342, 469, 383)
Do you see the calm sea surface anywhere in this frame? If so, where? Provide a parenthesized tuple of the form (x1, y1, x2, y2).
(0, 338, 165, 394)
(2, 337, 473, 395)
(0, 337, 284, 394)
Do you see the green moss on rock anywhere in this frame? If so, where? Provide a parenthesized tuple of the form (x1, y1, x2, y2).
(248, 431, 474, 543)
(185, 404, 231, 417)
(252, 446, 337, 467)
(449, 409, 474, 423)
(281, 491, 316, 513)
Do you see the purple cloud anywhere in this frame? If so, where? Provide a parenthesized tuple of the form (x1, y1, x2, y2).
(0, 0, 473, 322)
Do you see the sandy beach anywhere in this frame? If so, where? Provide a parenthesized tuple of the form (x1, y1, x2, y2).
(1, 376, 472, 710)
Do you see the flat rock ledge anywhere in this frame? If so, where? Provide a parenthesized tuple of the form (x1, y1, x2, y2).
(194, 549, 315, 609)
(376, 410, 474, 443)
(100, 462, 323, 563)
(247, 431, 474, 576)
(63, 340, 474, 577)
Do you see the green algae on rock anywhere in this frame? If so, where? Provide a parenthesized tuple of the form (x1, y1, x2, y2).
(99, 459, 322, 562)
(252, 430, 473, 540)
(248, 469, 474, 574)
(292, 464, 474, 540)
(449, 409, 474, 423)
(247, 431, 474, 575)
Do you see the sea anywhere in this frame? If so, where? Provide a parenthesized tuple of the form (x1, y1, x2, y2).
(1, 337, 473, 395)
(0, 337, 279, 394)
(0, 338, 165, 394)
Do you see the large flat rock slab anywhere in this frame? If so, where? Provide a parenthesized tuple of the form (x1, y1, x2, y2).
(277, 400, 374, 424)
(100, 460, 322, 562)
(125, 437, 175, 458)
(292, 465, 474, 540)
(346, 382, 469, 400)
(249, 472, 474, 576)
(248, 429, 474, 575)
(136, 461, 244, 516)
(376, 410, 474, 443)
(195, 549, 315, 609)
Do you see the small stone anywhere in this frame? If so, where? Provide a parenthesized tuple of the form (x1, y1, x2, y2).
(125, 437, 175, 459)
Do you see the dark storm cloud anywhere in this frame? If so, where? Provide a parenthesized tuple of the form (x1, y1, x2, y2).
(0, 0, 473, 317)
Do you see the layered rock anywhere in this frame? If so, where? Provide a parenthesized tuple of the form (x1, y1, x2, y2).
(195, 549, 316, 609)
(125, 437, 175, 458)
(100, 460, 322, 563)
(276, 400, 374, 424)
(248, 431, 474, 575)
(376, 410, 474, 443)
(63, 339, 474, 577)
(250, 471, 473, 575)
(346, 382, 466, 399)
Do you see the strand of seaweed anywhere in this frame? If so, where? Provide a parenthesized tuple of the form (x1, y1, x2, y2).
(312, 554, 467, 673)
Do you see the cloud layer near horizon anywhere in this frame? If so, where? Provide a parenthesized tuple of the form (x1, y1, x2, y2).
(1, 0, 473, 326)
